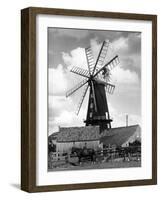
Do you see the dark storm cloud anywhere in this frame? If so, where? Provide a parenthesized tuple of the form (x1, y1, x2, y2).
(48, 28, 78, 68)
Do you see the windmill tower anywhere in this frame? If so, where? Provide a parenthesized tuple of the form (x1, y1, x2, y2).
(66, 41, 119, 132)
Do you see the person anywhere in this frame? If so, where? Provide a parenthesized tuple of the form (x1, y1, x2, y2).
(83, 143, 88, 156)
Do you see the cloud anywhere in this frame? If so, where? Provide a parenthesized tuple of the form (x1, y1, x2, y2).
(90, 38, 102, 60)
(54, 110, 85, 127)
(109, 102, 141, 128)
(49, 110, 85, 135)
(62, 47, 88, 70)
(49, 96, 71, 119)
(128, 33, 141, 54)
(48, 95, 88, 134)
(111, 65, 139, 84)
(49, 62, 87, 97)
(85, 38, 140, 85)
(108, 34, 141, 76)
(61, 38, 140, 84)
(48, 36, 141, 134)
(48, 46, 90, 133)
(121, 55, 141, 69)
(48, 82, 89, 134)
(49, 65, 69, 96)
(111, 37, 129, 53)
(110, 33, 141, 55)
(49, 28, 89, 39)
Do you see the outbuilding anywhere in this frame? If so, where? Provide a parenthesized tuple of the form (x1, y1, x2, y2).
(100, 125, 141, 147)
(56, 126, 101, 153)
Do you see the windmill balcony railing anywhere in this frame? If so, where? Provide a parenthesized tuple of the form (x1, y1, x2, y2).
(93, 116, 107, 120)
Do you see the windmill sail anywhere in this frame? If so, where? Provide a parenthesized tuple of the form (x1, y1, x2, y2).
(76, 84, 89, 115)
(66, 78, 88, 97)
(93, 55, 119, 78)
(70, 66, 90, 78)
(91, 81, 97, 112)
(103, 55, 119, 71)
(106, 83, 115, 94)
(85, 47, 95, 75)
(92, 41, 109, 76)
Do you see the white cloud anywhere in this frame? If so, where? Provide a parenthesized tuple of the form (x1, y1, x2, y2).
(109, 102, 141, 128)
(111, 65, 139, 84)
(62, 47, 88, 70)
(49, 38, 141, 134)
(49, 95, 75, 119)
(90, 38, 101, 60)
(48, 46, 91, 134)
(88, 38, 139, 84)
(49, 88, 89, 134)
(49, 62, 86, 97)
(127, 54, 141, 69)
(49, 65, 68, 95)
(54, 110, 85, 127)
(111, 37, 128, 52)
(49, 105, 87, 134)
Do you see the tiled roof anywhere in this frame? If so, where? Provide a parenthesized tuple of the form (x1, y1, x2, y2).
(57, 126, 100, 142)
(100, 125, 140, 146)
(48, 132, 58, 141)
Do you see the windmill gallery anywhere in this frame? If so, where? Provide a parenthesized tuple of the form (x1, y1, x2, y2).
(48, 40, 141, 171)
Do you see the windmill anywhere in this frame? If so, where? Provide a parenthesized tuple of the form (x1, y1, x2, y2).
(66, 41, 119, 131)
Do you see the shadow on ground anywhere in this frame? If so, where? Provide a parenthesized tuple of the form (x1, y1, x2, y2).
(10, 183, 20, 190)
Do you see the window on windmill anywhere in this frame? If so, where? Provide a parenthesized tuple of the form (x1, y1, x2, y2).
(90, 103, 93, 109)
(90, 112, 93, 118)
(101, 115, 106, 120)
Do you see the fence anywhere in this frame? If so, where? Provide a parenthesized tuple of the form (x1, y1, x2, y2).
(48, 146, 141, 169)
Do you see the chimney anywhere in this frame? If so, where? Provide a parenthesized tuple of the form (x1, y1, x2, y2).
(126, 115, 128, 127)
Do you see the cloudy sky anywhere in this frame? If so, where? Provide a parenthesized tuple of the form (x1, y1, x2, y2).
(48, 28, 141, 135)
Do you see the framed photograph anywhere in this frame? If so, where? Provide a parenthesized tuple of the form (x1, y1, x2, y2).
(21, 7, 157, 192)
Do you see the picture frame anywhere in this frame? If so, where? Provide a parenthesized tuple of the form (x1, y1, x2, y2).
(21, 7, 157, 192)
